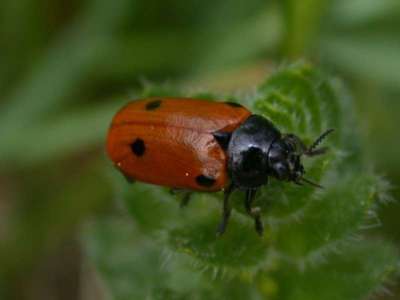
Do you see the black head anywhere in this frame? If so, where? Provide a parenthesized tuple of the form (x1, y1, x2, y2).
(268, 129, 335, 187)
(226, 114, 334, 189)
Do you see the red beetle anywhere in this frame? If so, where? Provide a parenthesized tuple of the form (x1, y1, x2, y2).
(106, 97, 333, 235)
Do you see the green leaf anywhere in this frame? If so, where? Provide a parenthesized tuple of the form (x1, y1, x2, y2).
(272, 173, 379, 260)
(84, 217, 175, 300)
(84, 217, 261, 300)
(84, 63, 398, 300)
(122, 183, 180, 234)
(267, 241, 398, 300)
(169, 210, 270, 273)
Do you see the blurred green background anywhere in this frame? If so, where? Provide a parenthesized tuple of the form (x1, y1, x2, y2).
(1, 0, 400, 299)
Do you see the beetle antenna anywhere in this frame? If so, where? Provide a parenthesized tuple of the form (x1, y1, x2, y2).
(305, 129, 334, 156)
(300, 177, 324, 189)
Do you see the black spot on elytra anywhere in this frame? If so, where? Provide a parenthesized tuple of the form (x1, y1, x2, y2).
(145, 100, 162, 110)
(196, 175, 216, 187)
(225, 101, 243, 108)
(131, 138, 145, 156)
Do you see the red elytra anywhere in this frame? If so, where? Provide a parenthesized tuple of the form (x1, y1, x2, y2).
(106, 97, 251, 191)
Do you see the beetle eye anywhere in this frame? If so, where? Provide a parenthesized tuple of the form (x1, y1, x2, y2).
(274, 162, 289, 180)
(269, 143, 287, 163)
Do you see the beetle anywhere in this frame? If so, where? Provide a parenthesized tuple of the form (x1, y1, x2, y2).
(106, 97, 333, 235)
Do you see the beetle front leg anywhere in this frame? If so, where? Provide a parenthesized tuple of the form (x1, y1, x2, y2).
(245, 188, 263, 236)
(216, 184, 235, 236)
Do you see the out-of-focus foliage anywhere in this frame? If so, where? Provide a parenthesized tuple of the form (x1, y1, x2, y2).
(1, 0, 400, 299)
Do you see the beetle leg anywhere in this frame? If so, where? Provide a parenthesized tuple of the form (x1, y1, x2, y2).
(245, 189, 263, 236)
(170, 189, 193, 208)
(216, 184, 235, 236)
(180, 192, 193, 208)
